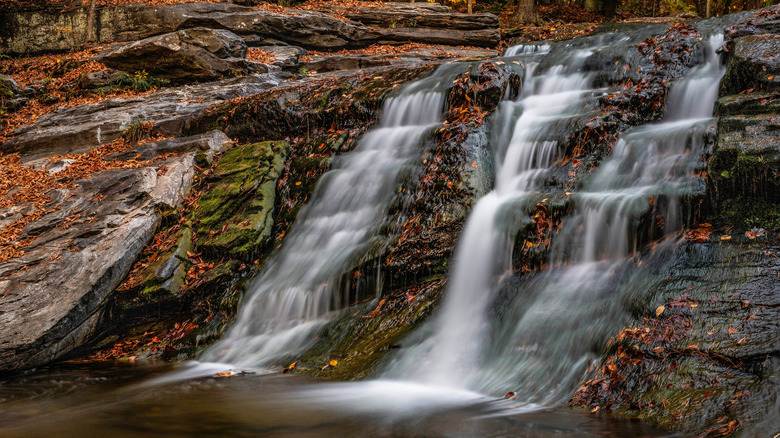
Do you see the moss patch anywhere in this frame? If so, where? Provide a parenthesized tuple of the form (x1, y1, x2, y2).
(194, 141, 289, 262)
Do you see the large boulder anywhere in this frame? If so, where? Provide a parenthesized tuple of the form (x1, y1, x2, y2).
(0, 132, 232, 372)
(93, 27, 259, 83)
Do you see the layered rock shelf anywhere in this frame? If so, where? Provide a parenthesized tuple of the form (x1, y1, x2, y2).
(0, 2, 500, 55)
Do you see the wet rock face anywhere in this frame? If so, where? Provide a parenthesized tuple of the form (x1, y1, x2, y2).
(0, 132, 230, 372)
(570, 238, 780, 436)
(107, 140, 288, 337)
(726, 4, 780, 39)
(721, 34, 780, 95)
(710, 16, 780, 228)
(93, 27, 259, 84)
(568, 9, 780, 435)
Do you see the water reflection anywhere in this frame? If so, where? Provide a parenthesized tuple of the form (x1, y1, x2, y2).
(0, 363, 673, 437)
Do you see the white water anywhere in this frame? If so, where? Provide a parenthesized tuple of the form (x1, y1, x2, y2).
(384, 34, 727, 404)
(196, 31, 727, 410)
(573, 33, 725, 262)
(385, 40, 602, 388)
(503, 44, 551, 57)
(201, 68, 458, 368)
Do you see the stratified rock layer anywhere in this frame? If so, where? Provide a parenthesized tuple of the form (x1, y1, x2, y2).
(0, 131, 231, 372)
(93, 27, 259, 83)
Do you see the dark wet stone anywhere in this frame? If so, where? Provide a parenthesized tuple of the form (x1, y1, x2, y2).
(721, 34, 780, 95)
(726, 4, 780, 40)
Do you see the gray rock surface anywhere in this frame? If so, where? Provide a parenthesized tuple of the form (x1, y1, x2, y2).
(300, 45, 498, 73)
(93, 27, 257, 83)
(77, 70, 124, 90)
(1, 2, 500, 55)
(331, 2, 499, 30)
(1, 74, 280, 162)
(0, 132, 231, 372)
(710, 30, 780, 205)
(0, 74, 19, 96)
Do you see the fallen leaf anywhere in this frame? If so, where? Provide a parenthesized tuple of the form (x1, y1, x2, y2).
(655, 305, 665, 317)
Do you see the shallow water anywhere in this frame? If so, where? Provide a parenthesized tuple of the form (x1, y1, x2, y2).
(0, 363, 674, 438)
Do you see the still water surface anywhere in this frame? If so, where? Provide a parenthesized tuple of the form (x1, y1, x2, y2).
(0, 362, 674, 437)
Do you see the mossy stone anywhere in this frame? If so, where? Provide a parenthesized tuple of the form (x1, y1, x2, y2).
(194, 140, 289, 261)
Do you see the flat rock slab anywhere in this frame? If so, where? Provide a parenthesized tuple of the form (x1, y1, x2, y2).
(0, 132, 231, 372)
(1, 74, 280, 162)
(94, 27, 258, 83)
(301, 46, 499, 73)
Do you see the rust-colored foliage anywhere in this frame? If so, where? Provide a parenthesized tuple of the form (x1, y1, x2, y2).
(0, 134, 171, 263)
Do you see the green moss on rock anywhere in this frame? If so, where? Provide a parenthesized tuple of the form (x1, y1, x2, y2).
(194, 141, 289, 261)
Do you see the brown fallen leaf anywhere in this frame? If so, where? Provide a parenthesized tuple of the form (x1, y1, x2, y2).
(655, 305, 665, 317)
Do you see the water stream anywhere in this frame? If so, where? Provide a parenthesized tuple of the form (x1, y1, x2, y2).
(384, 33, 726, 404)
(0, 28, 735, 438)
(385, 38, 602, 389)
(201, 66, 462, 369)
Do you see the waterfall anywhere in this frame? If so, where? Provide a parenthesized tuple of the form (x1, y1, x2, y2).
(503, 44, 551, 57)
(201, 66, 463, 368)
(384, 39, 604, 388)
(384, 34, 726, 404)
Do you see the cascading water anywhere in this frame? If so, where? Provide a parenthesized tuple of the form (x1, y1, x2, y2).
(201, 67, 464, 368)
(384, 33, 727, 404)
(384, 37, 609, 388)
(503, 43, 551, 57)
